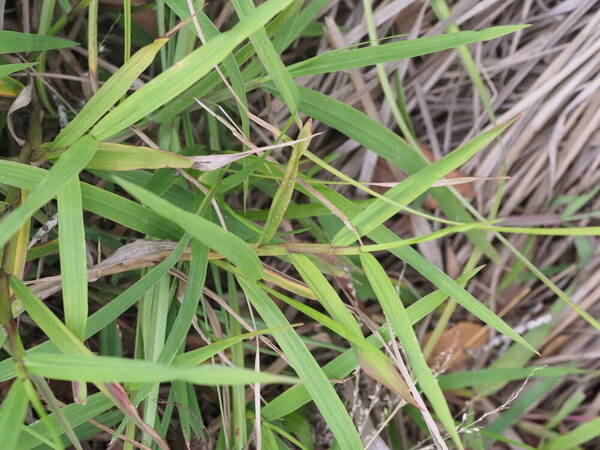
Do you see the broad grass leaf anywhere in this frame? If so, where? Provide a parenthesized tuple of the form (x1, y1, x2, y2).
(0, 30, 77, 53)
(24, 353, 297, 385)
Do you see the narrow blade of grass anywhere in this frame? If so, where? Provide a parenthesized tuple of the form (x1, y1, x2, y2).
(361, 252, 463, 449)
(259, 120, 312, 244)
(0, 62, 37, 78)
(542, 417, 600, 450)
(0, 379, 29, 449)
(332, 118, 515, 246)
(288, 26, 526, 77)
(0, 30, 77, 53)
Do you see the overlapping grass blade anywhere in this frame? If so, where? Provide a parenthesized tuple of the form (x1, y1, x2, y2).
(0, 136, 98, 249)
(237, 276, 363, 449)
(113, 177, 262, 281)
(18, 393, 113, 450)
(332, 118, 515, 246)
(231, 0, 299, 112)
(290, 254, 414, 403)
(316, 185, 537, 353)
(268, 84, 499, 260)
(0, 30, 77, 53)
(0, 379, 28, 449)
(24, 353, 297, 385)
(287, 26, 526, 77)
(0, 238, 189, 382)
(262, 268, 482, 420)
(361, 252, 462, 449)
(0, 159, 181, 239)
(51, 37, 166, 148)
(90, 0, 294, 140)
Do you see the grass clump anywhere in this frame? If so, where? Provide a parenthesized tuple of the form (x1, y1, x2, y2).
(1, 1, 599, 449)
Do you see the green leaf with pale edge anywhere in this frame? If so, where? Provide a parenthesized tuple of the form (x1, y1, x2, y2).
(23, 353, 297, 385)
(113, 177, 262, 281)
(52, 38, 167, 148)
(287, 26, 527, 77)
(0, 30, 77, 53)
(237, 276, 362, 448)
(0, 136, 98, 249)
(332, 119, 515, 245)
(361, 253, 462, 449)
(0, 379, 28, 449)
(90, 0, 294, 140)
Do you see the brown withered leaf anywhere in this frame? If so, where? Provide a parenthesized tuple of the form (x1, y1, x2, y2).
(425, 321, 489, 372)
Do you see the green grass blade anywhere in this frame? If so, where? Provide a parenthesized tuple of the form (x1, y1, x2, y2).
(52, 38, 167, 149)
(0, 136, 98, 249)
(0, 62, 37, 78)
(332, 119, 515, 246)
(0, 30, 77, 53)
(542, 417, 600, 450)
(57, 178, 88, 341)
(259, 121, 312, 244)
(113, 177, 262, 281)
(231, 0, 299, 113)
(360, 252, 462, 449)
(439, 367, 589, 390)
(24, 353, 297, 385)
(288, 26, 526, 77)
(17, 393, 113, 450)
(90, 0, 294, 140)
(0, 379, 29, 449)
(237, 276, 363, 449)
